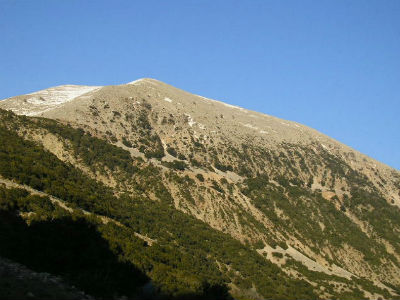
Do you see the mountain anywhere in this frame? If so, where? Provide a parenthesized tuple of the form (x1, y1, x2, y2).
(0, 78, 399, 300)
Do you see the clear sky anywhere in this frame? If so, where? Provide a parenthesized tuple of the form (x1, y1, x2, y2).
(1, 0, 399, 170)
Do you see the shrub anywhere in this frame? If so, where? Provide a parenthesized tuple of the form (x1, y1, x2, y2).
(196, 174, 205, 182)
(122, 137, 132, 148)
(162, 160, 187, 171)
(272, 252, 283, 259)
(166, 147, 177, 157)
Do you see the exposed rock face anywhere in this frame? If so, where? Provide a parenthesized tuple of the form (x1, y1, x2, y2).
(1, 78, 400, 299)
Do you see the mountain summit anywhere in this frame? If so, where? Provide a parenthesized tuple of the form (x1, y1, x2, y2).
(0, 79, 399, 299)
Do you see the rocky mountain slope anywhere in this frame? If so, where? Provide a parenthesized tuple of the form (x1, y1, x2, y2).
(0, 78, 400, 299)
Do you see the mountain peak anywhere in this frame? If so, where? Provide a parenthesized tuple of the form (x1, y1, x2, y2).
(126, 78, 161, 85)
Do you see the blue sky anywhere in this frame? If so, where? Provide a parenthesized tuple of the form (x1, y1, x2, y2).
(1, 0, 399, 170)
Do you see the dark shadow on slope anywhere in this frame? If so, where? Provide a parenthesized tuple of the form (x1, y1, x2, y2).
(168, 285, 233, 300)
(0, 211, 233, 300)
(139, 281, 233, 300)
(0, 211, 149, 299)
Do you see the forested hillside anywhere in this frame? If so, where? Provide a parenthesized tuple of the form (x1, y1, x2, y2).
(1, 78, 400, 300)
(0, 109, 318, 299)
